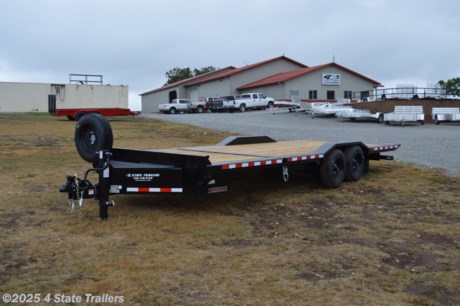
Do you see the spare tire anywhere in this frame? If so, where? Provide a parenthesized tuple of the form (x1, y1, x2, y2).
(75, 114, 113, 163)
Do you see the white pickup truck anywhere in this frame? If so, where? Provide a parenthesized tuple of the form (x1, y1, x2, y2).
(224, 93, 275, 112)
(159, 99, 190, 114)
(158, 99, 207, 114)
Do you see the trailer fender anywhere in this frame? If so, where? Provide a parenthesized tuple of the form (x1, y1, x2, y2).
(75, 114, 113, 164)
(320, 149, 346, 188)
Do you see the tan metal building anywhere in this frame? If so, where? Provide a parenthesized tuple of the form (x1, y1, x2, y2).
(238, 62, 382, 101)
(0, 82, 128, 113)
(140, 56, 382, 113)
(140, 56, 307, 113)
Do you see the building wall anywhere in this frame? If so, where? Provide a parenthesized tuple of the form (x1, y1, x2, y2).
(284, 67, 377, 100)
(0, 82, 128, 112)
(233, 60, 303, 94)
(187, 78, 232, 100)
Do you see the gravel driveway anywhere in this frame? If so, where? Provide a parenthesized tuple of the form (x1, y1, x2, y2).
(141, 110, 460, 177)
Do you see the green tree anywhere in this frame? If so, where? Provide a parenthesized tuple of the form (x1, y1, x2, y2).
(438, 77, 460, 95)
(193, 66, 216, 76)
(165, 67, 193, 85)
(165, 66, 217, 85)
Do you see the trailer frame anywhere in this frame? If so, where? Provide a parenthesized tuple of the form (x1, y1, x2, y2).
(60, 115, 401, 219)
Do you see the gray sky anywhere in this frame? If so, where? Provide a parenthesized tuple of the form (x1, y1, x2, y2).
(1, 0, 459, 110)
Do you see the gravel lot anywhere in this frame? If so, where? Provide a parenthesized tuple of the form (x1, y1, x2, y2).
(141, 110, 460, 176)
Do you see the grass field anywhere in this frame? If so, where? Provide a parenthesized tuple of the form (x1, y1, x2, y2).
(1, 113, 459, 305)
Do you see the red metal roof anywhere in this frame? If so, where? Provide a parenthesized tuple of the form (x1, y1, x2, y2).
(237, 62, 383, 90)
(184, 55, 308, 87)
(140, 56, 309, 96)
(139, 66, 236, 96)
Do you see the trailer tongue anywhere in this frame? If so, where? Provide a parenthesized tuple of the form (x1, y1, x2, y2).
(60, 114, 400, 219)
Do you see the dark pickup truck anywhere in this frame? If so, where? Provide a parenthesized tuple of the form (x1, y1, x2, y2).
(208, 95, 241, 112)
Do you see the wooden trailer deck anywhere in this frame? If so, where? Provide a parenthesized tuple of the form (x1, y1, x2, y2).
(153, 140, 398, 166)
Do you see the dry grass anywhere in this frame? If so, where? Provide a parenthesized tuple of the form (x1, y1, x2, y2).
(0, 113, 459, 305)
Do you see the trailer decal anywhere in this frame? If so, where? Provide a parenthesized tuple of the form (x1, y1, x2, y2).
(126, 187, 183, 193)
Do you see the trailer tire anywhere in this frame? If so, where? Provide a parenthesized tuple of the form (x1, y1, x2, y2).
(344, 146, 364, 182)
(75, 114, 113, 163)
(76, 112, 86, 121)
(320, 149, 346, 188)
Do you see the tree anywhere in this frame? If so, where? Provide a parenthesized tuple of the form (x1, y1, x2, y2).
(165, 66, 217, 85)
(193, 66, 216, 76)
(438, 77, 460, 95)
(165, 67, 193, 85)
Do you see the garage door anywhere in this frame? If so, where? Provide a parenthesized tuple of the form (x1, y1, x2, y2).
(190, 87, 199, 102)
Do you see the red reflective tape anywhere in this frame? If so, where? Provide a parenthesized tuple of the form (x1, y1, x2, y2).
(161, 187, 171, 193)
(138, 187, 149, 193)
(222, 164, 230, 170)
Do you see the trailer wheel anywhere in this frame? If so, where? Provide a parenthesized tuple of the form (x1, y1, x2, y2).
(344, 146, 364, 182)
(320, 149, 346, 188)
(75, 114, 113, 163)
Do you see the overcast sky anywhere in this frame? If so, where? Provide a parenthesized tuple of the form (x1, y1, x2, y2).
(1, 0, 459, 110)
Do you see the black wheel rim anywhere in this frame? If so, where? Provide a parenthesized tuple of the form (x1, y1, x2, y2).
(351, 154, 363, 176)
(81, 126, 98, 153)
(330, 158, 344, 181)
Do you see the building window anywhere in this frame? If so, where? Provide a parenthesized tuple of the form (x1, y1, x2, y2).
(344, 91, 352, 99)
(327, 91, 335, 100)
(308, 90, 317, 100)
(360, 91, 370, 100)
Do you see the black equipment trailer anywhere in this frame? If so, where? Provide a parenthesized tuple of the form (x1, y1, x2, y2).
(60, 114, 400, 219)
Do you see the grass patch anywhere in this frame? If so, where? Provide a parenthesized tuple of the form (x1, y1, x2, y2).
(0, 113, 459, 305)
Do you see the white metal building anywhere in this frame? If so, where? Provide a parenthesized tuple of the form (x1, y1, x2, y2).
(0, 82, 128, 113)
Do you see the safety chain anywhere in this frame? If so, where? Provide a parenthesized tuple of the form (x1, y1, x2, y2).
(68, 174, 84, 218)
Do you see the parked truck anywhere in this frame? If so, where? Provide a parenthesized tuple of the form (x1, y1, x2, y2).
(158, 99, 191, 114)
(225, 93, 275, 112)
(60, 114, 401, 219)
(159, 99, 208, 114)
